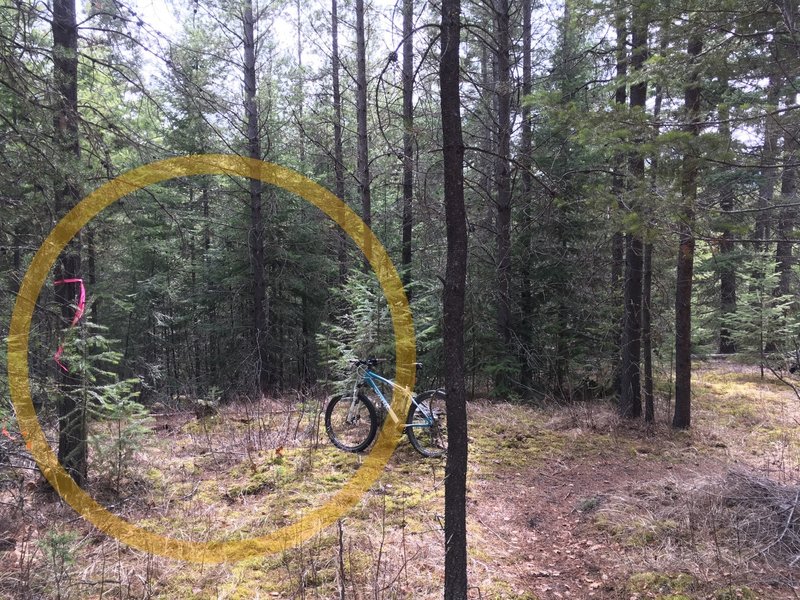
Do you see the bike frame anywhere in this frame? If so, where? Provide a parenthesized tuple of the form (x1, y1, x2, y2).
(349, 365, 433, 429)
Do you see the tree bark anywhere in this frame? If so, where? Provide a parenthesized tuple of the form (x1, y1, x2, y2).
(643, 18, 667, 423)
(630, 5, 654, 423)
(518, 0, 533, 391)
(718, 87, 737, 354)
(440, 0, 468, 594)
(243, 0, 269, 393)
(493, 0, 512, 393)
(619, 0, 647, 419)
(620, 234, 642, 418)
(401, 0, 414, 297)
(355, 0, 372, 266)
(295, 0, 313, 386)
(52, 0, 87, 486)
(755, 66, 781, 250)
(775, 93, 798, 298)
(673, 33, 703, 430)
(611, 0, 627, 398)
(331, 0, 347, 281)
(642, 242, 653, 422)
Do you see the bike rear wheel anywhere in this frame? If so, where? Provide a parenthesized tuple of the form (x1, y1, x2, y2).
(325, 393, 378, 452)
(406, 390, 447, 457)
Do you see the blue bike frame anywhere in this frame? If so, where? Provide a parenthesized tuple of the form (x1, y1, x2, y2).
(351, 367, 434, 429)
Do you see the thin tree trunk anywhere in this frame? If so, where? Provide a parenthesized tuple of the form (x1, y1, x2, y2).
(755, 66, 781, 249)
(479, 45, 493, 234)
(518, 0, 533, 391)
(295, 0, 313, 386)
(620, 0, 647, 419)
(718, 84, 737, 353)
(631, 6, 660, 423)
(673, 33, 703, 430)
(440, 0, 468, 593)
(355, 0, 372, 266)
(202, 186, 216, 382)
(296, 0, 305, 168)
(611, 0, 627, 398)
(620, 234, 643, 418)
(52, 0, 86, 486)
(494, 0, 512, 393)
(401, 0, 413, 297)
(12, 225, 21, 294)
(331, 0, 347, 281)
(642, 242, 653, 422)
(243, 0, 268, 393)
(775, 93, 798, 297)
(87, 227, 97, 323)
(644, 12, 667, 423)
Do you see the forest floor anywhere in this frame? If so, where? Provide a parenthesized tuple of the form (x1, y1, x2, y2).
(1, 360, 800, 599)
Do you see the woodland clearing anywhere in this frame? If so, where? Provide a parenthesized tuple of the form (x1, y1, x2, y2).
(1, 361, 799, 599)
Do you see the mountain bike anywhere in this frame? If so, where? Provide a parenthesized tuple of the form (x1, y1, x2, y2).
(324, 358, 447, 457)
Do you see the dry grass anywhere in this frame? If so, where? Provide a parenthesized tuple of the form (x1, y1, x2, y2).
(703, 470, 800, 567)
(594, 469, 800, 598)
(2, 362, 800, 598)
(0, 389, 451, 599)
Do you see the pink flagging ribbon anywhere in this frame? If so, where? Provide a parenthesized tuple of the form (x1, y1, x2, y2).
(53, 278, 86, 372)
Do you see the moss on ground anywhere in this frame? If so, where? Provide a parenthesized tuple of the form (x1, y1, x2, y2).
(627, 572, 696, 598)
(18, 364, 797, 599)
(713, 586, 759, 600)
(481, 579, 540, 599)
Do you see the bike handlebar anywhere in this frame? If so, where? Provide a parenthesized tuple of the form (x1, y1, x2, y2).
(349, 358, 385, 367)
(349, 358, 422, 369)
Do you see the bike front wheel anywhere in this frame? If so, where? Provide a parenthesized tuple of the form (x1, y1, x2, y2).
(325, 393, 378, 452)
(406, 390, 447, 457)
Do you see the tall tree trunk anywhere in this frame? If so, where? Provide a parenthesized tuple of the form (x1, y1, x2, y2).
(642, 243, 653, 422)
(619, 0, 647, 419)
(87, 227, 97, 323)
(243, 0, 268, 393)
(479, 44, 494, 235)
(52, 0, 86, 486)
(643, 19, 667, 422)
(611, 0, 627, 398)
(673, 33, 703, 429)
(401, 0, 414, 297)
(295, 0, 313, 386)
(202, 186, 217, 382)
(518, 0, 533, 391)
(355, 0, 372, 265)
(440, 0, 468, 593)
(296, 0, 305, 168)
(631, 6, 658, 423)
(12, 225, 22, 294)
(550, 0, 576, 394)
(755, 66, 781, 249)
(331, 0, 347, 281)
(620, 234, 643, 418)
(493, 0, 512, 393)
(775, 93, 798, 297)
(718, 83, 737, 353)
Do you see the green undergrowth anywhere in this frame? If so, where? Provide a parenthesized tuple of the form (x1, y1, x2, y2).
(692, 364, 800, 473)
(10, 363, 796, 599)
(627, 571, 696, 599)
(713, 586, 758, 600)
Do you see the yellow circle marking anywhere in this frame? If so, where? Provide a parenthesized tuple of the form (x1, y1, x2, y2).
(7, 154, 416, 563)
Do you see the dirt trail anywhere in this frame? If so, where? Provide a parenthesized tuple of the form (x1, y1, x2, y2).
(471, 450, 704, 598)
(464, 361, 800, 599)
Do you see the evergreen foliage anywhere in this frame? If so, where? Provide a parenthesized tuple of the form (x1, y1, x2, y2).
(0, 0, 798, 442)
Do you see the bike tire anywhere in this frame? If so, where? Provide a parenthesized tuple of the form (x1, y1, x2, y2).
(406, 389, 447, 458)
(325, 393, 379, 452)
